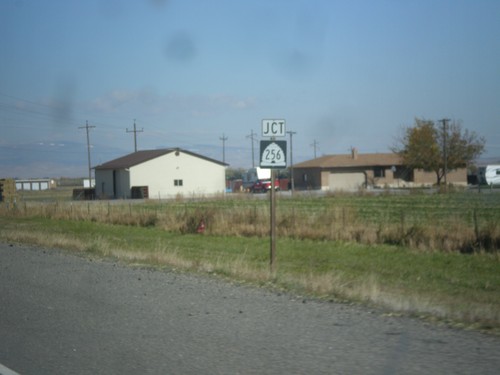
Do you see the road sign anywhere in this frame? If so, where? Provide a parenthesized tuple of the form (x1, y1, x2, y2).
(262, 119, 286, 138)
(260, 140, 287, 169)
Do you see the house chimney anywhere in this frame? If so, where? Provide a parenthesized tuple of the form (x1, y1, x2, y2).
(351, 147, 358, 160)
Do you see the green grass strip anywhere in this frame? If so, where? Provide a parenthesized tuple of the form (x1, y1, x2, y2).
(1, 216, 499, 333)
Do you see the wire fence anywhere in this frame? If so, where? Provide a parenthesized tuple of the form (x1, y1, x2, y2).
(1, 192, 499, 253)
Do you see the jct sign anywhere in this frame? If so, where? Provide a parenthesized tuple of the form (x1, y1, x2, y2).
(262, 119, 286, 138)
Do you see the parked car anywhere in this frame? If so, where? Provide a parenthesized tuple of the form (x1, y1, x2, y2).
(250, 178, 280, 193)
(242, 167, 280, 193)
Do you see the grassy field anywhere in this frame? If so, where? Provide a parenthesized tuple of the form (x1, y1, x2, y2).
(7, 189, 500, 252)
(1, 189, 499, 333)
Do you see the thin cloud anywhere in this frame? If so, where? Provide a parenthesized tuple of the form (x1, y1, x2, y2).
(88, 90, 256, 117)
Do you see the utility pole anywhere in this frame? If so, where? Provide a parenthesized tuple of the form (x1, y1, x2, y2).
(219, 133, 228, 163)
(126, 119, 143, 152)
(311, 139, 319, 159)
(246, 129, 257, 168)
(439, 118, 450, 191)
(78, 120, 95, 189)
(286, 130, 297, 193)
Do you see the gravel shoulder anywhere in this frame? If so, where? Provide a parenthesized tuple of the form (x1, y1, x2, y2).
(1, 242, 499, 375)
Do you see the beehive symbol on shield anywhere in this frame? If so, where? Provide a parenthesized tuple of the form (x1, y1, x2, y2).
(260, 140, 287, 169)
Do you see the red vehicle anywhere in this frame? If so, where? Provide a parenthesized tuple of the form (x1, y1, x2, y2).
(243, 167, 280, 193)
(250, 178, 280, 193)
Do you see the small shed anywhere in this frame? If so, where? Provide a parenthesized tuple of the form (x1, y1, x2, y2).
(94, 148, 228, 199)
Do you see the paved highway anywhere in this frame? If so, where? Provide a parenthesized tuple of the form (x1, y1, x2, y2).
(1, 243, 499, 374)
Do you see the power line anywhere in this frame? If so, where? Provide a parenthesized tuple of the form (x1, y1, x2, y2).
(0, 92, 130, 131)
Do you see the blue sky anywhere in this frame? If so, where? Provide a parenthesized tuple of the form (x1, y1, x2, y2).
(1, 0, 499, 178)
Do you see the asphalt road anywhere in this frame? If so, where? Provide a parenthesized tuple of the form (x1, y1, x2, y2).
(1, 242, 499, 375)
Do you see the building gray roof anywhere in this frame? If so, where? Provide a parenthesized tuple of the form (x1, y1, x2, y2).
(94, 148, 228, 170)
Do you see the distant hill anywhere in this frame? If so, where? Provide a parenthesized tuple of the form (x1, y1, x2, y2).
(476, 157, 500, 166)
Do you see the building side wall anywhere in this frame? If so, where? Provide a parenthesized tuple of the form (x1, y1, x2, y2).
(15, 179, 55, 191)
(413, 168, 467, 186)
(413, 170, 436, 185)
(445, 168, 467, 185)
(95, 170, 114, 198)
(368, 168, 414, 188)
(293, 165, 468, 190)
(367, 168, 393, 187)
(293, 168, 323, 190)
(114, 169, 131, 198)
(320, 171, 331, 189)
(328, 171, 365, 190)
(129, 152, 225, 198)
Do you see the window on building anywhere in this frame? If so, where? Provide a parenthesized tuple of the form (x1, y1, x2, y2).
(174, 179, 183, 186)
(374, 167, 386, 178)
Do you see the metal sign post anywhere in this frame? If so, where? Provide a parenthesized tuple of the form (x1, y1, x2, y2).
(260, 119, 286, 274)
(270, 168, 276, 273)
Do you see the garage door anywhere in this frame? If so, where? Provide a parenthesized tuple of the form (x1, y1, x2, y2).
(329, 172, 365, 191)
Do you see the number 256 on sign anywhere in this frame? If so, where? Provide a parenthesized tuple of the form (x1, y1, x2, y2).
(260, 140, 287, 169)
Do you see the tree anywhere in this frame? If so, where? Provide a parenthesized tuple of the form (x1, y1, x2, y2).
(225, 167, 247, 181)
(393, 118, 485, 185)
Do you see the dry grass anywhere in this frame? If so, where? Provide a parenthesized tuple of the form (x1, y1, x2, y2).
(1, 217, 499, 332)
(4, 195, 499, 254)
(2, 192, 499, 332)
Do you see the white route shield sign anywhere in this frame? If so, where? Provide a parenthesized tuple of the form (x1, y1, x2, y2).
(260, 140, 287, 169)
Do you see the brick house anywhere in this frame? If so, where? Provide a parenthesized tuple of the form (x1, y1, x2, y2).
(292, 148, 467, 191)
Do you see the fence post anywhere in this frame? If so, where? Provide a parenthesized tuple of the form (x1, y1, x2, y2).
(330, 206, 334, 240)
(473, 208, 480, 248)
(254, 205, 257, 235)
(342, 207, 346, 229)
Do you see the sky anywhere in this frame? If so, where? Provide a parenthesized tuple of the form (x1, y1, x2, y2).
(1, 0, 499, 178)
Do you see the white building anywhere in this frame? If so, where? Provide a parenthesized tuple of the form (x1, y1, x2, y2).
(94, 148, 228, 199)
(16, 178, 56, 191)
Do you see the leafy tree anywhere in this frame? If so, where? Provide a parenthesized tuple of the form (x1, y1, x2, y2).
(225, 167, 247, 180)
(393, 118, 485, 185)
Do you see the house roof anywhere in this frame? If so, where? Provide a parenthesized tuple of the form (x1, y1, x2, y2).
(94, 148, 228, 170)
(293, 152, 403, 169)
